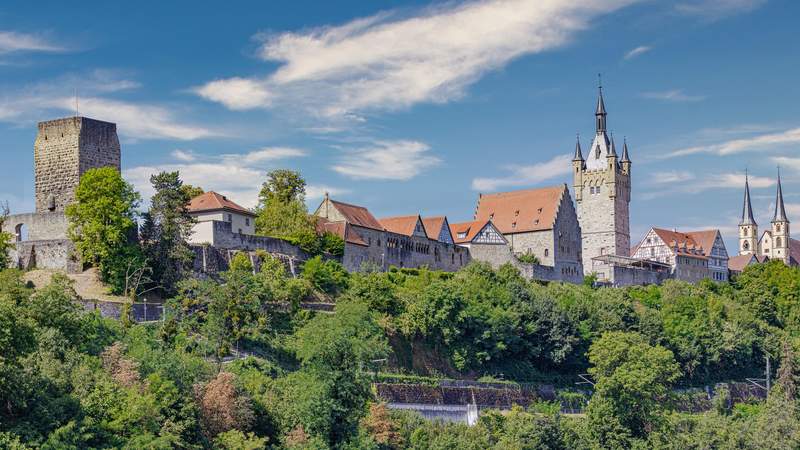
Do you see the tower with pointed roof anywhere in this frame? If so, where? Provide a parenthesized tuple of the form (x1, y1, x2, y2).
(769, 169, 790, 263)
(573, 81, 631, 279)
(738, 172, 758, 256)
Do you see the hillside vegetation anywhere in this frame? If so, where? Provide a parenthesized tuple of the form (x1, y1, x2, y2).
(1, 256, 800, 449)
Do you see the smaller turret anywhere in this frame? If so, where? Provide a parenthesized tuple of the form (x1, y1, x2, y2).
(621, 137, 632, 175)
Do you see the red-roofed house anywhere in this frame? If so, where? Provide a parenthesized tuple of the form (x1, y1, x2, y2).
(314, 194, 469, 272)
(187, 191, 257, 244)
(631, 227, 729, 282)
(471, 184, 583, 283)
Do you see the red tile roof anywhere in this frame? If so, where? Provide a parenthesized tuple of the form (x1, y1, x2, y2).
(422, 216, 448, 241)
(728, 254, 757, 272)
(651, 228, 716, 260)
(449, 220, 491, 244)
(187, 191, 255, 216)
(474, 185, 566, 234)
(379, 215, 424, 237)
(316, 218, 368, 246)
(329, 199, 384, 231)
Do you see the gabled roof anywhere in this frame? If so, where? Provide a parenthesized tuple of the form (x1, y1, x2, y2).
(650, 227, 716, 260)
(449, 220, 506, 245)
(422, 216, 450, 241)
(684, 230, 722, 255)
(329, 199, 384, 230)
(473, 185, 566, 234)
(379, 215, 425, 237)
(316, 218, 368, 246)
(187, 191, 255, 217)
(728, 254, 757, 272)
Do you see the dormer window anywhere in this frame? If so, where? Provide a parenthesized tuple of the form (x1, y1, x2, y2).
(458, 232, 467, 239)
(514, 210, 520, 217)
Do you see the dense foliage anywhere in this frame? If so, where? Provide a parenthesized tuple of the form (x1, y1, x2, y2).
(255, 169, 344, 256)
(0, 202, 12, 269)
(1, 257, 800, 448)
(65, 167, 141, 292)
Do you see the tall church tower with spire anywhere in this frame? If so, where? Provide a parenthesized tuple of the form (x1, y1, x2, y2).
(758, 169, 792, 264)
(738, 172, 758, 256)
(573, 82, 632, 279)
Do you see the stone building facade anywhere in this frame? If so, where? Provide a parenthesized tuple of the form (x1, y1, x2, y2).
(2, 116, 121, 272)
(314, 195, 470, 272)
(470, 185, 583, 284)
(572, 86, 632, 284)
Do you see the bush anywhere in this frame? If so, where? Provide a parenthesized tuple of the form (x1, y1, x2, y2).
(301, 256, 349, 296)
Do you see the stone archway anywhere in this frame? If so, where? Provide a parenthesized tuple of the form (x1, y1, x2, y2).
(14, 223, 27, 242)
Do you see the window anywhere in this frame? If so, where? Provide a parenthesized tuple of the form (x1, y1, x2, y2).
(227, 214, 232, 222)
(544, 249, 549, 257)
(511, 222, 517, 229)
(458, 232, 467, 239)
(650, 248, 655, 257)
(777, 237, 782, 246)
(514, 210, 520, 217)
(596, 186, 601, 194)
(245, 218, 250, 226)
(238, 228, 242, 234)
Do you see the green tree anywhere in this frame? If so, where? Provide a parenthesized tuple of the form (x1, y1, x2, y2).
(587, 331, 681, 448)
(180, 184, 204, 201)
(301, 256, 349, 296)
(65, 167, 141, 291)
(141, 171, 195, 296)
(0, 202, 13, 270)
(290, 301, 389, 445)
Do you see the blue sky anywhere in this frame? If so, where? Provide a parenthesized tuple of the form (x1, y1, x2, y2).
(1, 0, 798, 251)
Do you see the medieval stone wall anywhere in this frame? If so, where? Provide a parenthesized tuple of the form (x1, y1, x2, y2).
(9, 239, 80, 273)
(34, 117, 120, 213)
(1, 212, 69, 241)
(341, 225, 470, 272)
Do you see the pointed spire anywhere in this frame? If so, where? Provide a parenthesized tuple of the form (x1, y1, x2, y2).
(773, 167, 789, 223)
(573, 133, 584, 161)
(740, 170, 757, 226)
(595, 74, 607, 133)
(621, 137, 631, 163)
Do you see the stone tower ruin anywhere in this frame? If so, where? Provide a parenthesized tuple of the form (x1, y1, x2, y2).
(34, 117, 121, 213)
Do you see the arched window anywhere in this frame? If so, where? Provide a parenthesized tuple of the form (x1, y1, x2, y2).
(776, 237, 782, 247)
(743, 241, 750, 250)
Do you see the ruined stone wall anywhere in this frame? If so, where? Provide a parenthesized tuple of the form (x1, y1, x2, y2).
(34, 117, 120, 213)
(9, 239, 80, 273)
(1, 212, 69, 241)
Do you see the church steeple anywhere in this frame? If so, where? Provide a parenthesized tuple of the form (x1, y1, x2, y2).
(773, 168, 789, 223)
(595, 75, 607, 133)
(740, 171, 757, 226)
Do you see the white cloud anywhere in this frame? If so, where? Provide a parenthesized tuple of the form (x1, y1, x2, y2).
(641, 89, 706, 102)
(195, 0, 641, 118)
(231, 147, 307, 164)
(624, 45, 651, 60)
(641, 171, 774, 199)
(195, 77, 272, 110)
(772, 156, 800, 172)
(471, 154, 572, 192)
(124, 146, 319, 209)
(333, 140, 440, 180)
(0, 71, 220, 141)
(49, 96, 219, 141)
(0, 31, 65, 54)
(675, 0, 767, 18)
(650, 170, 696, 184)
(664, 126, 800, 159)
(171, 149, 196, 162)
